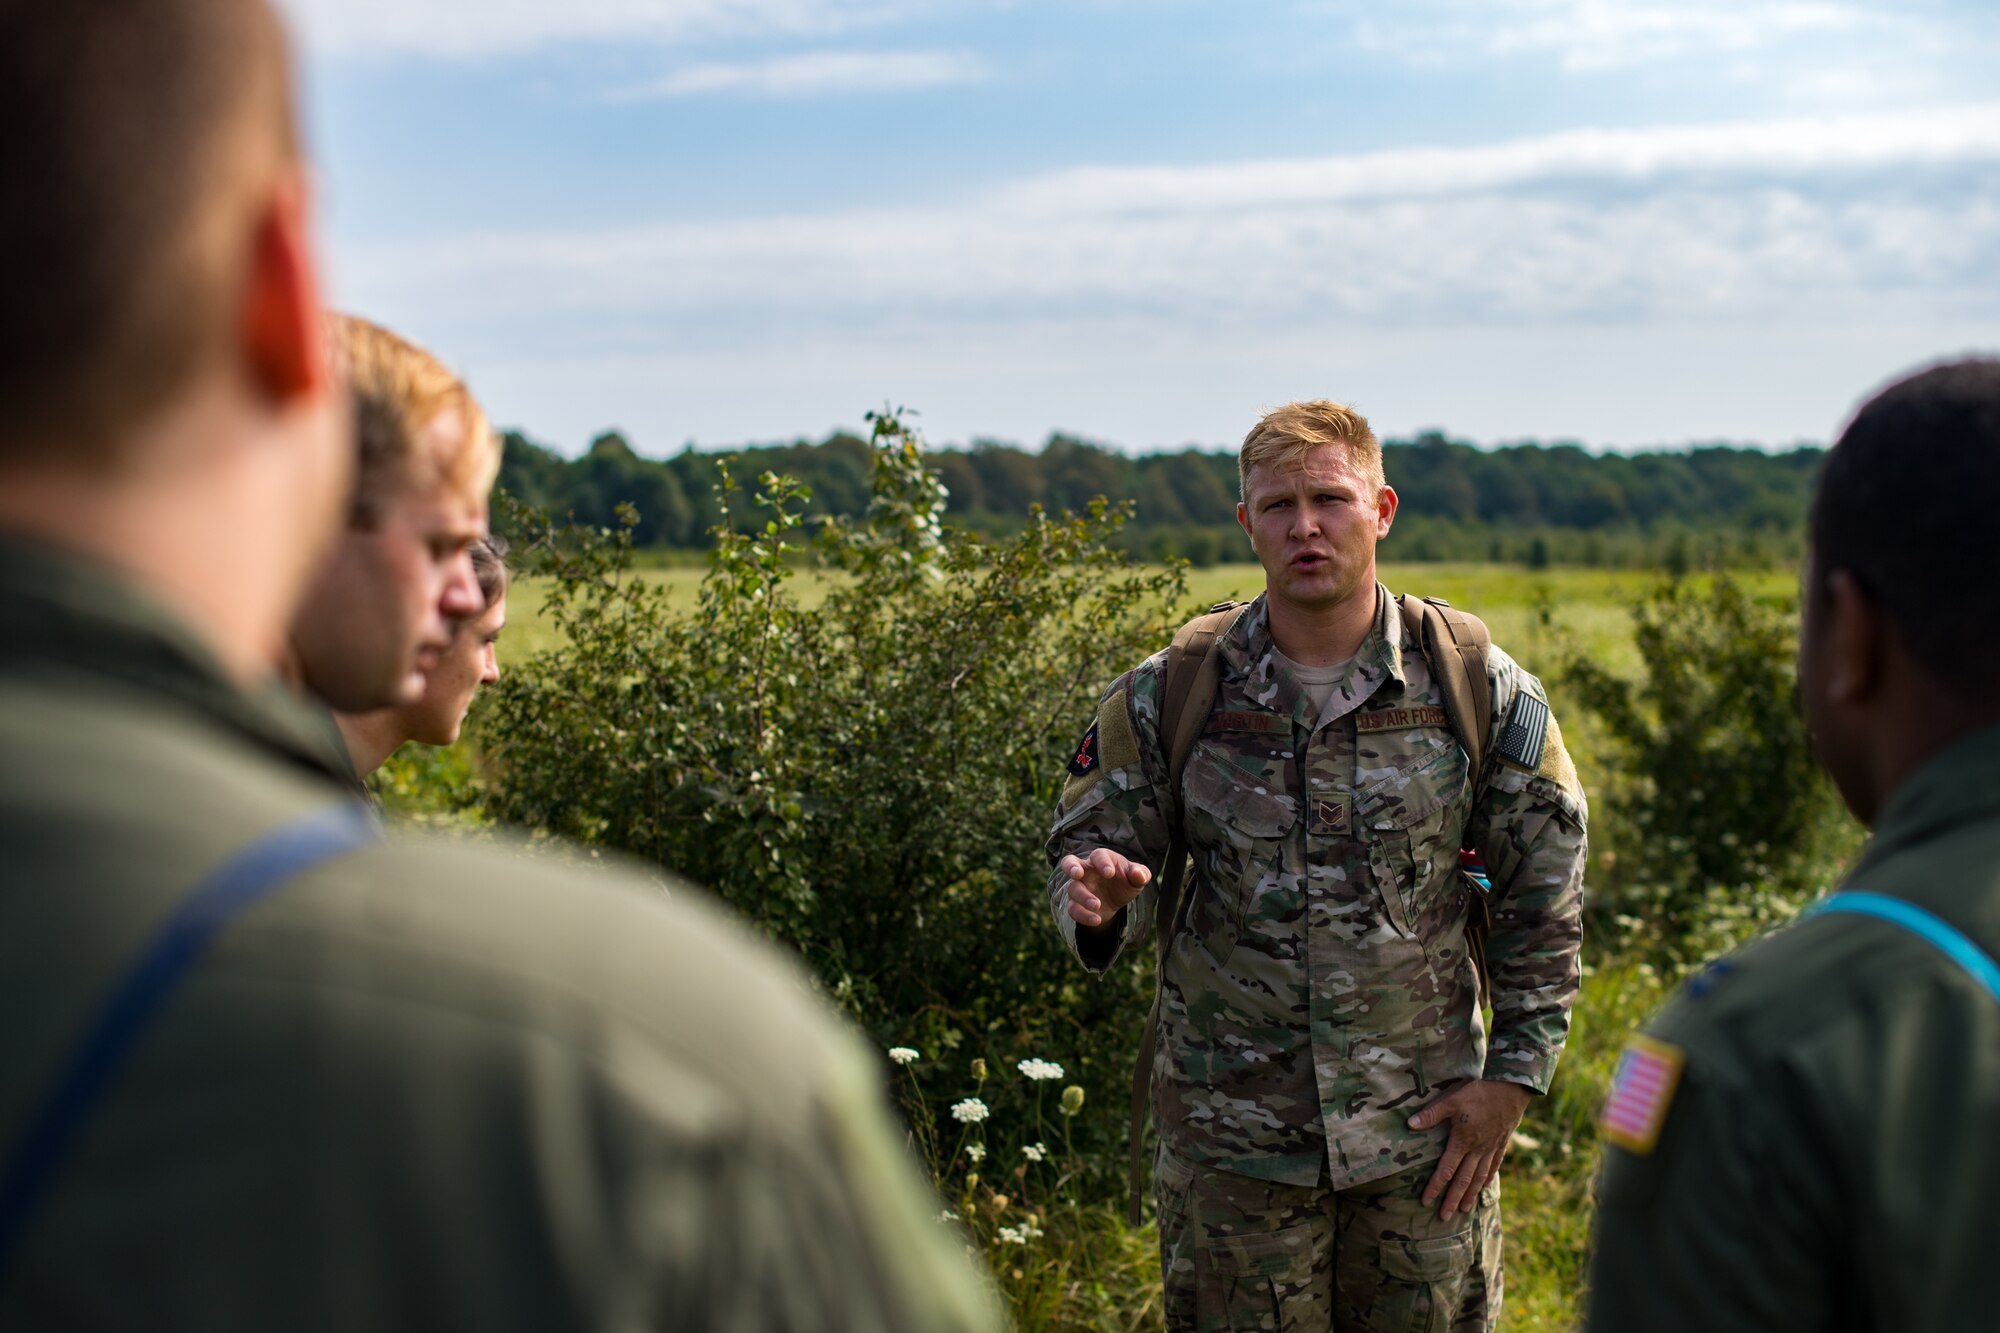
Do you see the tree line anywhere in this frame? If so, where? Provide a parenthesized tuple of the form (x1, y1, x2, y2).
(498, 426, 1823, 567)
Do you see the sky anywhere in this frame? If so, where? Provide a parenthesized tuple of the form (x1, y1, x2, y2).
(281, 0, 2000, 456)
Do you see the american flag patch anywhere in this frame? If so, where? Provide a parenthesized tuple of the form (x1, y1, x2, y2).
(1599, 1034, 1686, 1156)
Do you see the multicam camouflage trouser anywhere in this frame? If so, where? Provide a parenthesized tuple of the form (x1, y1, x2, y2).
(1157, 1148, 1502, 1333)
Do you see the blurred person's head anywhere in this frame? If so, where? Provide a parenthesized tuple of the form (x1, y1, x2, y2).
(1800, 358, 2000, 826)
(0, 0, 345, 682)
(287, 316, 497, 712)
(1235, 400, 1397, 618)
(334, 536, 508, 777)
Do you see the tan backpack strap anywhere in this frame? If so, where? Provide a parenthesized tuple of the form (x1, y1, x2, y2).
(1126, 600, 1246, 1225)
(1399, 594, 1492, 780)
(1398, 594, 1499, 1007)
(1153, 602, 1246, 965)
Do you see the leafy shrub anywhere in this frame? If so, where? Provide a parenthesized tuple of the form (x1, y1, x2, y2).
(1561, 572, 1855, 953)
(480, 409, 1190, 1192)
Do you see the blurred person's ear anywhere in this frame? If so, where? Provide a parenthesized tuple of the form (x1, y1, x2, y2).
(240, 171, 328, 406)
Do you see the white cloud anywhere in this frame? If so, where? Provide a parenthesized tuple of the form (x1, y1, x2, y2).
(330, 105, 2000, 448)
(1332, 0, 1920, 74)
(279, 0, 942, 59)
(612, 48, 986, 98)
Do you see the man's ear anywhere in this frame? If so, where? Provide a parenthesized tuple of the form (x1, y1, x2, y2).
(1821, 568, 1884, 706)
(239, 171, 328, 405)
(1236, 500, 1251, 540)
(1376, 484, 1399, 538)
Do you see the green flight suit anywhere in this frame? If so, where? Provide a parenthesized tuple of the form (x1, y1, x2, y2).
(0, 538, 999, 1332)
(1588, 725, 2000, 1332)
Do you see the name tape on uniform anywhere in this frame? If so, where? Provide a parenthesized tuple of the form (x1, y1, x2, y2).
(1354, 706, 1448, 734)
(1599, 1034, 1686, 1156)
(1210, 710, 1291, 736)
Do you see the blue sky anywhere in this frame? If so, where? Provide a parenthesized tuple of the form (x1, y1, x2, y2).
(282, 0, 2000, 455)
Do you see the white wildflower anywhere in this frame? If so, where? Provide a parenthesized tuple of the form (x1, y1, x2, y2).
(997, 1225, 1026, 1245)
(1017, 1058, 1065, 1081)
(937, 1209, 960, 1223)
(966, 1142, 986, 1162)
(950, 1098, 989, 1124)
(1022, 1142, 1047, 1163)
(887, 1047, 920, 1066)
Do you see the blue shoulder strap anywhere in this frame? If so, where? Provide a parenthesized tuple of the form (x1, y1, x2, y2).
(1802, 891, 2000, 1002)
(0, 802, 379, 1279)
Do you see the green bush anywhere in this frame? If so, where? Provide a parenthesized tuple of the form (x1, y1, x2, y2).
(1561, 572, 1855, 954)
(480, 409, 1190, 1194)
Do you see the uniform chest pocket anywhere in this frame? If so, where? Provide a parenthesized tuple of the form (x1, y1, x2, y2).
(1358, 742, 1469, 938)
(1179, 744, 1297, 965)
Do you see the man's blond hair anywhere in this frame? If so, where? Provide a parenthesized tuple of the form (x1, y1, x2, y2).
(1238, 400, 1385, 499)
(335, 315, 497, 526)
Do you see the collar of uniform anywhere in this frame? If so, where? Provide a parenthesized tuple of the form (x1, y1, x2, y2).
(1219, 584, 1402, 731)
(0, 534, 366, 792)
(1849, 722, 2000, 877)
(1372, 582, 1408, 687)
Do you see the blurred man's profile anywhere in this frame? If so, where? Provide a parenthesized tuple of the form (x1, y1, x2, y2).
(286, 314, 490, 720)
(336, 534, 511, 778)
(0, 2, 998, 1328)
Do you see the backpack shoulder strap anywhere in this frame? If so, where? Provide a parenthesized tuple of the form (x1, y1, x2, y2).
(1398, 594, 1493, 782)
(0, 802, 379, 1279)
(1398, 594, 1500, 1011)
(1127, 600, 1246, 1223)
(1153, 600, 1249, 963)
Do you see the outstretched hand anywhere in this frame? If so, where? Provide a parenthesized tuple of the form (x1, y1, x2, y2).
(1408, 1079, 1534, 1219)
(1059, 848, 1153, 930)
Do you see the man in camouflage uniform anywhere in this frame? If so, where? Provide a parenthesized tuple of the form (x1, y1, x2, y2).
(1047, 401, 1587, 1331)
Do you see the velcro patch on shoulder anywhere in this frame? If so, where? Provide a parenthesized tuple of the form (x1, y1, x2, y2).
(1062, 689, 1142, 806)
(1210, 709, 1290, 736)
(1496, 692, 1550, 770)
(1536, 714, 1581, 798)
(1097, 687, 1142, 773)
(1355, 705, 1448, 734)
(1599, 1034, 1686, 1156)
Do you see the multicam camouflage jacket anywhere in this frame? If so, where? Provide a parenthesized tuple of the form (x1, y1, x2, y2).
(1045, 586, 1587, 1190)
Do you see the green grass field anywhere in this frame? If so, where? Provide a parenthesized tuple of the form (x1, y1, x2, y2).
(505, 560, 1794, 668)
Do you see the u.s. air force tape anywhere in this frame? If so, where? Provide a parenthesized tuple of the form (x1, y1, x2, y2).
(1496, 692, 1549, 770)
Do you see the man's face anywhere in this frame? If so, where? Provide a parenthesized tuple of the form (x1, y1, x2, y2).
(1237, 445, 1397, 617)
(396, 592, 504, 747)
(292, 411, 487, 712)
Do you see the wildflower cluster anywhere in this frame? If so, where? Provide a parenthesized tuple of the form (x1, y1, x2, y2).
(1017, 1058, 1065, 1081)
(951, 1098, 990, 1124)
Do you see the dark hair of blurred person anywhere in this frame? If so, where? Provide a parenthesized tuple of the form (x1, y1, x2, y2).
(0, 4, 1000, 1328)
(336, 535, 510, 778)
